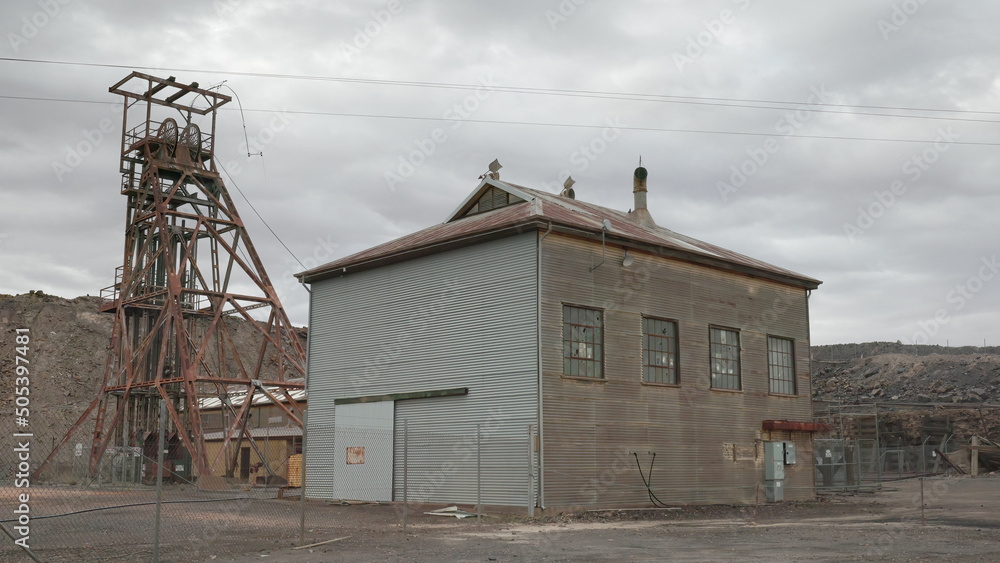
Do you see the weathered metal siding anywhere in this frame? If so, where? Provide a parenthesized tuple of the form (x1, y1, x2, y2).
(306, 233, 538, 505)
(540, 232, 814, 508)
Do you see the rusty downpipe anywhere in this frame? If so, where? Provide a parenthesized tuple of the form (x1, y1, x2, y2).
(537, 220, 552, 509)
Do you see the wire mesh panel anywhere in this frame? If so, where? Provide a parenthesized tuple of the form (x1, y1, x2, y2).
(0, 411, 302, 561)
(856, 439, 882, 487)
(814, 439, 849, 491)
(397, 426, 530, 507)
(331, 401, 395, 502)
(332, 426, 395, 502)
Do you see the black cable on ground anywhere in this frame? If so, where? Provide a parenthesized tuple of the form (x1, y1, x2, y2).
(0, 496, 255, 523)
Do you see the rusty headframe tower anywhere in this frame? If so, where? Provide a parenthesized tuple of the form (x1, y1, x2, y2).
(39, 72, 306, 481)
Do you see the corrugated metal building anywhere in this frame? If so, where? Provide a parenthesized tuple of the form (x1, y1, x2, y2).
(297, 167, 823, 509)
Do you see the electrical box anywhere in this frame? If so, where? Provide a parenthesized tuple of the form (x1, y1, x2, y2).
(765, 479, 784, 502)
(783, 441, 796, 465)
(764, 442, 785, 480)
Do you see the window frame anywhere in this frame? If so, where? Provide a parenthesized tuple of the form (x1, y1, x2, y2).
(641, 316, 680, 386)
(767, 335, 797, 396)
(709, 326, 741, 391)
(562, 304, 605, 379)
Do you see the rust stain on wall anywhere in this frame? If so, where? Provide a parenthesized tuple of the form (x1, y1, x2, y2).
(346, 446, 366, 465)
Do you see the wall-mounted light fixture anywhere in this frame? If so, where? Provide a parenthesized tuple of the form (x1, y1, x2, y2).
(590, 219, 613, 272)
(622, 250, 634, 268)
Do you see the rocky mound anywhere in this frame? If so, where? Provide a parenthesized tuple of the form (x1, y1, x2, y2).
(812, 347, 1000, 405)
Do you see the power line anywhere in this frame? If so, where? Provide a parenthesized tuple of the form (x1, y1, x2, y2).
(218, 160, 304, 270)
(0, 93, 116, 105)
(3, 56, 1000, 122)
(252, 108, 1000, 146)
(2, 93, 998, 147)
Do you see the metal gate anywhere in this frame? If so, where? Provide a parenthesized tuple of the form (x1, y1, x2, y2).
(815, 438, 887, 491)
(815, 439, 849, 491)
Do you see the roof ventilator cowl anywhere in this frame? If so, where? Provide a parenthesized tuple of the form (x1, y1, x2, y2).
(628, 165, 656, 228)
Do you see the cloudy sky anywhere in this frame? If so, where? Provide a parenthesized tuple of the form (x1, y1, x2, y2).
(1, 0, 998, 347)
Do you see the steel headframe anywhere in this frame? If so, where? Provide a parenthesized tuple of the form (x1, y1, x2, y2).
(35, 72, 306, 483)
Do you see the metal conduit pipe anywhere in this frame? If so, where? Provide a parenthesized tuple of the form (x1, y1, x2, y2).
(536, 220, 552, 509)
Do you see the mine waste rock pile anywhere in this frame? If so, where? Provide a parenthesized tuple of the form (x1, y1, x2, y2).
(812, 342, 1000, 453)
(812, 342, 1000, 405)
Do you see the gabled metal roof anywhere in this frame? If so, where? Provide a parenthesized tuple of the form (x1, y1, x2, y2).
(297, 178, 821, 289)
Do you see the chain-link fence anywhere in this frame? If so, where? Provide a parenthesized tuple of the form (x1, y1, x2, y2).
(814, 438, 950, 492)
(302, 420, 536, 526)
(0, 404, 302, 562)
(9, 407, 884, 561)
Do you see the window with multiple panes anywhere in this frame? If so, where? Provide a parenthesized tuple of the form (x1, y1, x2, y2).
(767, 336, 796, 395)
(643, 317, 678, 384)
(709, 327, 741, 390)
(558, 309, 796, 391)
(563, 305, 603, 378)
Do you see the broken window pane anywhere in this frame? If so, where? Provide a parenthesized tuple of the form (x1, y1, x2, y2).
(643, 317, 678, 384)
(563, 305, 603, 378)
(710, 327, 740, 390)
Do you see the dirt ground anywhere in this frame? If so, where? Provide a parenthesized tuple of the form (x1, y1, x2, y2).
(2, 476, 999, 562)
(214, 476, 999, 563)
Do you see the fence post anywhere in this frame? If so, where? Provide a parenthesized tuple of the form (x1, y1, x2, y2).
(153, 398, 166, 563)
(121, 418, 129, 485)
(920, 477, 925, 526)
(299, 410, 308, 546)
(403, 420, 409, 531)
(527, 424, 534, 517)
(874, 404, 882, 487)
(477, 424, 482, 522)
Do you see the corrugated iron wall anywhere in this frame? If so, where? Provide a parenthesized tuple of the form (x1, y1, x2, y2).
(305, 233, 538, 505)
(540, 233, 815, 508)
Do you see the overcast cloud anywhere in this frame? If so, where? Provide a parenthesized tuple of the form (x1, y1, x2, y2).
(1, 0, 998, 347)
